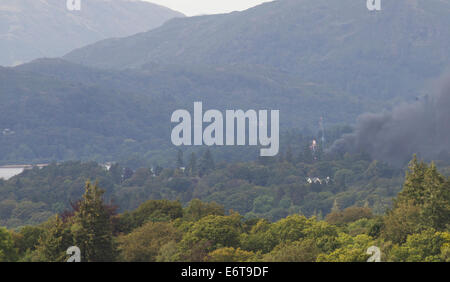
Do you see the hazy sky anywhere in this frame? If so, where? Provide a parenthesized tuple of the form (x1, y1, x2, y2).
(145, 0, 274, 16)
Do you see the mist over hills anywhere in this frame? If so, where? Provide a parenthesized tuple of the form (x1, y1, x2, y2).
(0, 0, 184, 66)
(2, 0, 450, 164)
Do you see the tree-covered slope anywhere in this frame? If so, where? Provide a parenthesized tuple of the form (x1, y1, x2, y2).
(0, 59, 365, 163)
(4, 0, 450, 164)
(1, 156, 449, 262)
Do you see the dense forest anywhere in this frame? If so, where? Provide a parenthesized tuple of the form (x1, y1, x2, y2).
(0, 60, 368, 165)
(2, 0, 450, 264)
(0, 156, 448, 262)
(0, 132, 411, 229)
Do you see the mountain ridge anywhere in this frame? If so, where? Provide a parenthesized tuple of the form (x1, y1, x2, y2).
(64, 0, 450, 101)
(0, 0, 184, 66)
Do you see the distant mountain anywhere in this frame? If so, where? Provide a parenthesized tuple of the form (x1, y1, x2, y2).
(65, 0, 450, 101)
(3, 0, 450, 164)
(0, 0, 184, 66)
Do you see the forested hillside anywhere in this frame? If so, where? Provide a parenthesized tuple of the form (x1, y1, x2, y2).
(2, 0, 450, 164)
(0, 59, 365, 164)
(1, 0, 449, 265)
(0, 156, 448, 262)
(0, 143, 421, 229)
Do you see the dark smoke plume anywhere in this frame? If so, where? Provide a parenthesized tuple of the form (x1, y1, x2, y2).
(329, 77, 450, 166)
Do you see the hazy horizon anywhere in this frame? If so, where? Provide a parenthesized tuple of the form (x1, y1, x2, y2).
(145, 0, 274, 16)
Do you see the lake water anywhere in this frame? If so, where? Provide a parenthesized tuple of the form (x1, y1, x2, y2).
(0, 167, 25, 180)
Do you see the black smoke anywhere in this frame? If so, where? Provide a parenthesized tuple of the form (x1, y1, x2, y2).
(329, 77, 450, 166)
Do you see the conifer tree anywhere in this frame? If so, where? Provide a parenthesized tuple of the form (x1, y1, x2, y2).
(396, 156, 449, 230)
(35, 216, 73, 262)
(199, 149, 215, 176)
(384, 155, 450, 243)
(72, 181, 116, 262)
(187, 152, 198, 176)
(176, 149, 184, 168)
(331, 199, 340, 213)
(421, 162, 450, 230)
(398, 155, 428, 205)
